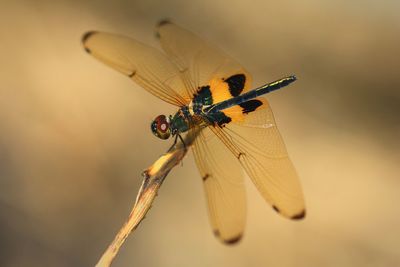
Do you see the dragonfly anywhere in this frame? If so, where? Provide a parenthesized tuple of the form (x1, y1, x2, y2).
(82, 20, 305, 244)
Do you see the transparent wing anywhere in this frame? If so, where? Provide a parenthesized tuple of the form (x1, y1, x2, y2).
(82, 31, 192, 106)
(191, 126, 246, 244)
(209, 98, 306, 219)
(156, 21, 253, 100)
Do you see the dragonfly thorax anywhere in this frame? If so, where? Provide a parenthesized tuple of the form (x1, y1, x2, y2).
(151, 105, 202, 140)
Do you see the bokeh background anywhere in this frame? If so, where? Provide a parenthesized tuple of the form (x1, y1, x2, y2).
(1, 0, 399, 266)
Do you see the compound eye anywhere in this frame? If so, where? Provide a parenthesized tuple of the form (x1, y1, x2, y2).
(151, 115, 170, 139)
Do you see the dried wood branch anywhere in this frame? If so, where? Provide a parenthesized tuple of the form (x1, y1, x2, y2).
(95, 131, 198, 267)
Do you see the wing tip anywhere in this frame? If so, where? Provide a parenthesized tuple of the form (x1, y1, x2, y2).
(272, 205, 280, 213)
(213, 229, 242, 245)
(81, 31, 98, 53)
(272, 205, 306, 220)
(291, 209, 306, 220)
(223, 235, 242, 245)
(155, 19, 172, 39)
(202, 174, 210, 181)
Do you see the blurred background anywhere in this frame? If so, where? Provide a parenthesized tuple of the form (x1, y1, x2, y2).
(1, 0, 399, 266)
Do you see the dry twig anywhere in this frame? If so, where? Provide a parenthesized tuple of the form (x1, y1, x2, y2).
(95, 131, 198, 267)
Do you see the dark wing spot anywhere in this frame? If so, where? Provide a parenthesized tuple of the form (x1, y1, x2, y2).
(214, 229, 242, 245)
(82, 31, 97, 44)
(157, 19, 172, 27)
(239, 99, 263, 114)
(224, 74, 246, 97)
(202, 174, 210, 181)
(81, 31, 98, 53)
(223, 234, 242, 245)
(128, 70, 136, 77)
(155, 19, 172, 38)
(237, 152, 244, 160)
(272, 205, 280, 213)
(291, 210, 306, 220)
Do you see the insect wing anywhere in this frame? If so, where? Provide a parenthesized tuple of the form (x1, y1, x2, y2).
(191, 126, 246, 244)
(82, 31, 191, 106)
(156, 21, 253, 104)
(210, 98, 306, 219)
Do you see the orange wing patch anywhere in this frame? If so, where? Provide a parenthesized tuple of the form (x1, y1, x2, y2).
(209, 78, 231, 104)
(223, 98, 267, 122)
(208, 73, 252, 104)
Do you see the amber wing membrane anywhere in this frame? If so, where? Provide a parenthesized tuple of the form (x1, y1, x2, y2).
(82, 31, 191, 106)
(156, 21, 253, 102)
(191, 126, 246, 244)
(210, 98, 305, 219)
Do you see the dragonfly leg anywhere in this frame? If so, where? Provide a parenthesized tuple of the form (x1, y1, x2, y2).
(177, 134, 187, 167)
(167, 133, 187, 153)
(168, 134, 179, 152)
(178, 134, 187, 151)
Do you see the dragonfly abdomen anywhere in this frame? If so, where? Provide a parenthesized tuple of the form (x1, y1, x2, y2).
(209, 75, 297, 112)
(172, 76, 297, 133)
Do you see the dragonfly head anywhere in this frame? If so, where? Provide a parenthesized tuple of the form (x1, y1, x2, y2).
(151, 115, 171, 140)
